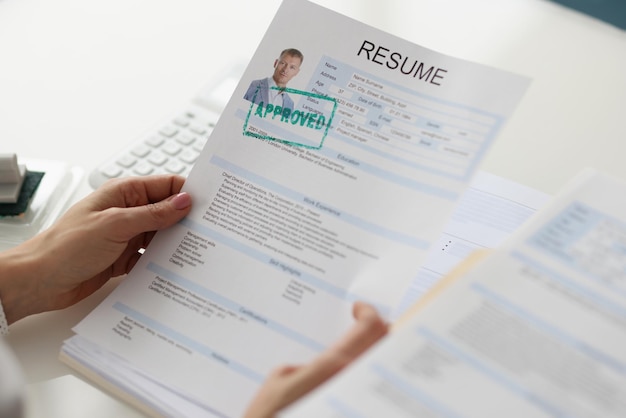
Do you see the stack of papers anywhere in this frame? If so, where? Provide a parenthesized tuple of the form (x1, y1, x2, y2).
(60, 0, 533, 416)
(62, 171, 548, 416)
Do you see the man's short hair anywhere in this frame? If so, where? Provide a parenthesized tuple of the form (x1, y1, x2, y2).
(279, 48, 304, 64)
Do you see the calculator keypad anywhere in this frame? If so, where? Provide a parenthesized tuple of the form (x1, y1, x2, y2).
(89, 109, 217, 188)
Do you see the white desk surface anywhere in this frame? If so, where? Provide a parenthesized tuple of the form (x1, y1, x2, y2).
(1, 0, 625, 416)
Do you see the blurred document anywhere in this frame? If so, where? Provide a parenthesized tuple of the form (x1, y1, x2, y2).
(394, 170, 549, 318)
(283, 169, 626, 418)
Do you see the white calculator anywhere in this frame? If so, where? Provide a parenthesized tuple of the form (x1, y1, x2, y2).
(88, 64, 245, 189)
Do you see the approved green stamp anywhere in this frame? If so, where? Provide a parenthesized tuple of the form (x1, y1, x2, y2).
(243, 87, 337, 149)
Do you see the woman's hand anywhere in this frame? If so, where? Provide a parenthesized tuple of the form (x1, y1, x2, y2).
(244, 302, 388, 418)
(0, 175, 192, 324)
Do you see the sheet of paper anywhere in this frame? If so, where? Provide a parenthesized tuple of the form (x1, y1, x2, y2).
(61, 170, 547, 417)
(61, 0, 530, 416)
(282, 169, 626, 418)
(394, 170, 549, 318)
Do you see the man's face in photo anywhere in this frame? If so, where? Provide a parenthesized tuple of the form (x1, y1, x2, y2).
(272, 54, 301, 87)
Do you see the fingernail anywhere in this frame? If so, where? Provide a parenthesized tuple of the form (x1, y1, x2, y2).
(171, 192, 191, 210)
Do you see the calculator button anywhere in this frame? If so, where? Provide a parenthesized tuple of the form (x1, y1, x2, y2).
(189, 125, 207, 135)
(131, 144, 151, 158)
(145, 135, 165, 147)
(159, 126, 179, 138)
(173, 117, 190, 127)
(155, 167, 169, 175)
(102, 164, 123, 178)
(179, 149, 199, 164)
(162, 142, 182, 156)
(116, 154, 137, 168)
(192, 137, 207, 152)
(148, 152, 168, 166)
(181, 166, 193, 177)
(164, 160, 185, 174)
(133, 162, 154, 176)
(176, 133, 196, 146)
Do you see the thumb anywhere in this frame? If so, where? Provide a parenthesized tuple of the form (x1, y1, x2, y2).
(278, 302, 387, 404)
(301, 302, 388, 383)
(116, 192, 192, 238)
